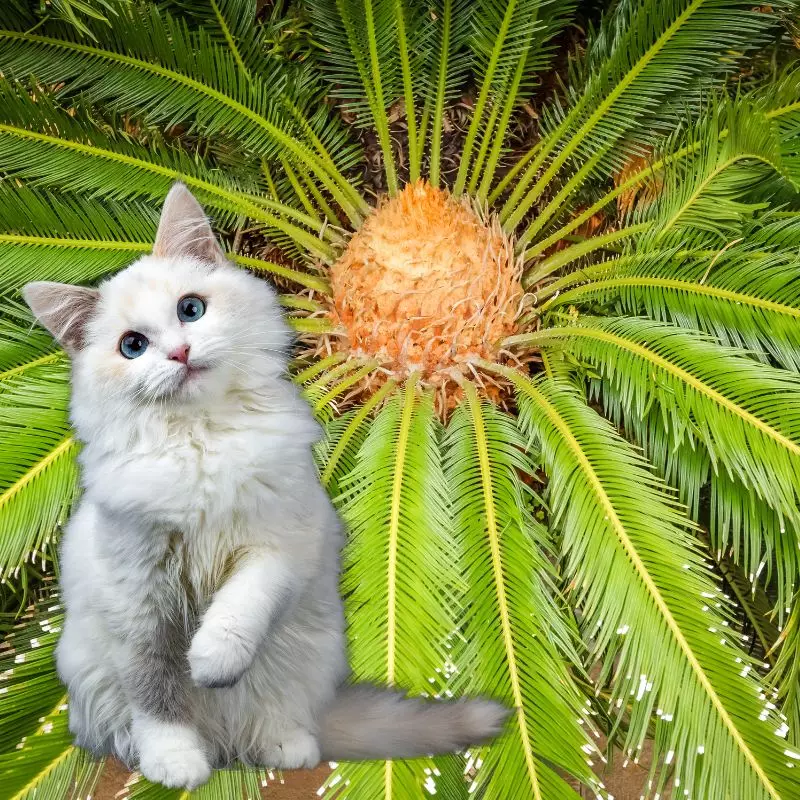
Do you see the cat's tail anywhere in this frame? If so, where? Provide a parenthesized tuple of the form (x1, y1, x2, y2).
(318, 684, 509, 761)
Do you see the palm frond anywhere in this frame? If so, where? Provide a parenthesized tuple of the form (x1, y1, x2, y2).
(0, 85, 337, 261)
(0, 186, 154, 291)
(299, 360, 377, 420)
(632, 99, 795, 248)
(526, 68, 800, 260)
(710, 470, 799, 617)
(45, 0, 120, 40)
(310, 363, 381, 422)
(314, 410, 366, 497)
(502, 0, 783, 233)
(525, 93, 797, 275)
(505, 372, 796, 800)
(308, 0, 402, 193)
(513, 317, 800, 528)
(163, 0, 259, 75)
(0, 1, 366, 221)
(443, 382, 597, 799)
(455, 0, 574, 197)
(568, 323, 799, 630)
(427, 0, 473, 186)
(0, 594, 66, 753)
(315, 381, 398, 495)
(709, 535, 782, 662)
(0, 306, 76, 582)
(758, 68, 800, 187)
(0, 186, 331, 308)
(0, 593, 101, 800)
(426, 754, 470, 799)
(0, 735, 96, 800)
(769, 596, 800, 743)
(476, 0, 574, 195)
(517, 314, 800, 619)
(542, 233, 800, 372)
(122, 763, 270, 799)
(331, 380, 459, 798)
(591, 375, 799, 615)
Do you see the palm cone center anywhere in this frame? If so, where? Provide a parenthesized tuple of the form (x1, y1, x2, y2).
(329, 181, 521, 397)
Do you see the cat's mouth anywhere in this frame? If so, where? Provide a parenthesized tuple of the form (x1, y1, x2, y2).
(183, 363, 209, 379)
(175, 362, 210, 390)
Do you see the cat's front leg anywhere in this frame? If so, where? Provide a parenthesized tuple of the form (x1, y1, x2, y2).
(188, 549, 297, 688)
(132, 714, 211, 790)
(126, 600, 211, 788)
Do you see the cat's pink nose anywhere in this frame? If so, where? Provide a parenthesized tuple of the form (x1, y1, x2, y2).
(168, 344, 191, 364)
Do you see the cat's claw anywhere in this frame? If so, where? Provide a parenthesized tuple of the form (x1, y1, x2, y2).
(188, 616, 254, 688)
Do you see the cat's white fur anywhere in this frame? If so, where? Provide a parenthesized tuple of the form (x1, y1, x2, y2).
(23, 184, 506, 789)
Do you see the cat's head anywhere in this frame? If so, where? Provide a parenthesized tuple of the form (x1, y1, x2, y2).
(23, 184, 291, 411)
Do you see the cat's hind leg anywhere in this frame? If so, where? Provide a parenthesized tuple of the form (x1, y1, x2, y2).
(260, 725, 321, 770)
(55, 614, 132, 759)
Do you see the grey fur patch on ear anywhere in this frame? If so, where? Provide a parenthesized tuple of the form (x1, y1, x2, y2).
(153, 182, 226, 264)
(23, 282, 100, 353)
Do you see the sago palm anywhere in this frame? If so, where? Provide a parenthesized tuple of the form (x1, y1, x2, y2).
(1, 1, 799, 798)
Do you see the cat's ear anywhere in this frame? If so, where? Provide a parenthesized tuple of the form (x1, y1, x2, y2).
(23, 282, 100, 354)
(153, 182, 226, 264)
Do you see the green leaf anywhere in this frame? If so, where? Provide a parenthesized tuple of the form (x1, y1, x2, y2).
(0, 596, 66, 753)
(0, 594, 99, 800)
(0, 310, 77, 580)
(443, 383, 597, 799)
(516, 317, 800, 528)
(503, 0, 783, 232)
(331, 378, 460, 798)
(510, 373, 796, 800)
(0, 2, 366, 221)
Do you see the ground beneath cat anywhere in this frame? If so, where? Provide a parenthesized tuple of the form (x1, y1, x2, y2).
(92, 741, 661, 799)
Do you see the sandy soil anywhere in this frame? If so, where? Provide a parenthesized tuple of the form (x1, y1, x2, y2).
(92, 758, 333, 799)
(92, 752, 656, 799)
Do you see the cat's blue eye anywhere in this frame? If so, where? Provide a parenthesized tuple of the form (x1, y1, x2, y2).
(177, 295, 206, 323)
(120, 332, 148, 359)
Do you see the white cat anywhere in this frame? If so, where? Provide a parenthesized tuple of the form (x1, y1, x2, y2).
(23, 184, 506, 790)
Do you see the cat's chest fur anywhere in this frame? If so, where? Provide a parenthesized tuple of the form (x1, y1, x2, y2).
(80, 390, 318, 540)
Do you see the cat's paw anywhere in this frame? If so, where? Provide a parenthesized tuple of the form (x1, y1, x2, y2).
(136, 721, 211, 789)
(188, 616, 255, 688)
(264, 729, 321, 770)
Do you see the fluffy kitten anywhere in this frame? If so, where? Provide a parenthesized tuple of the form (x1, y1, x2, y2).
(23, 184, 506, 790)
